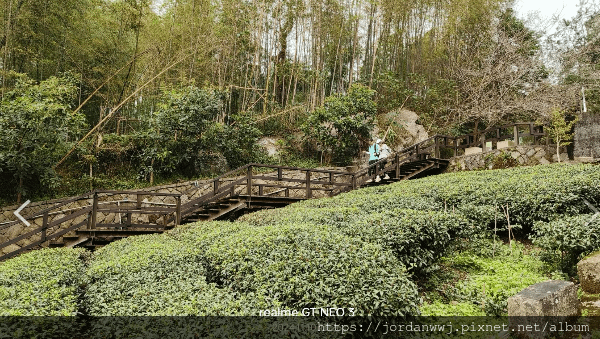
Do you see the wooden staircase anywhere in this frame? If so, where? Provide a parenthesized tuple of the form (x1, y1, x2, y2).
(0, 122, 549, 260)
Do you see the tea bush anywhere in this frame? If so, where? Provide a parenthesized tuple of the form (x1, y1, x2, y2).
(531, 214, 600, 274)
(85, 233, 260, 316)
(243, 205, 469, 275)
(203, 223, 419, 316)
(0, 248, 88, 316)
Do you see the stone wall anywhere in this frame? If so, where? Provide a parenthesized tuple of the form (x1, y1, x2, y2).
(574, 113, 600, 158)
(447, 145, 566, 172)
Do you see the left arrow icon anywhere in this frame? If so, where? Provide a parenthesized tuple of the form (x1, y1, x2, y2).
(14, 200, 31, 226)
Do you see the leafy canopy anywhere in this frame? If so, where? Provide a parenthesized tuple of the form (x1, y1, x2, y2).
(0, 73, 85, 200)
(303, 84, 376, 165)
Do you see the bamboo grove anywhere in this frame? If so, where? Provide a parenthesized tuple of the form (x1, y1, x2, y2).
(1, 0, 558, 128)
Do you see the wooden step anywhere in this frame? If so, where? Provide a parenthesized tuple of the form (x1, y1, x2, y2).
(76, 229, 164, 237)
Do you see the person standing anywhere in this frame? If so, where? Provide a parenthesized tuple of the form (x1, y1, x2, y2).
(379, 142, 392, 180)
(368, 139, 381, 181)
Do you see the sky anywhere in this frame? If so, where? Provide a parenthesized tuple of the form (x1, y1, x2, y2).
(513, 0, 580, 33)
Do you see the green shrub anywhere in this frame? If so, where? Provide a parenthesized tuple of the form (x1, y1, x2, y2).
(85, 232, 260, 316)
(531, 214, 600, 275)
(0, 248, 89, 316)
(242, 204, 467, 275)
(420, 301, 486, 316)
(245, 163, 600, 234)
(444, 244, 548, 316)
(203, 223, 419, 316)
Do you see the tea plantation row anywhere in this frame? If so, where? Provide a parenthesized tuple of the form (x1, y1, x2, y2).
(1, 163, 599, 319)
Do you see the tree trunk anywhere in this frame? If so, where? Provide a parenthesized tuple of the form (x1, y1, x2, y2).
(17, 177, 22, 204)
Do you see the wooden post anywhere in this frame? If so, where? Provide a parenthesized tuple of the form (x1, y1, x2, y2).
(306, 170, 312, 199)
(529, 123, 534, 136)
(278, 167, 283, 181)
(453, 139, 457, 157)
(435, 137, 440, 158)
(214, 179, 219, 194)
(247, 166, 252, 196)
(91, 192, 98, 230)
(415, 144, 420, 160)
(41, 211, 48, 243)
(481, 134, 487, 152)
(395, 154, 400, 179)
(329, 172, 333, 185)
(127, 209, 132, 226)
(136, 194, 142, 209)
(513, 125, 519, 145)
(175, 196, 181, 226)
(351, 174, 356, 190)
(259, 185, 264, 196)
(285, 188, 289, 197)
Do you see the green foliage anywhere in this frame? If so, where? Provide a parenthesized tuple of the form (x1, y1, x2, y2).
(80, 221, 419, 317)
(302, 84, 376, 165)
(241, 164, 600, 272)
(133, 86, 263, 179)
(156, 86, 225, 137)
(450, 247, 548, 316)
(483, 151, 518, 169)
(201, 223, 419, 316)
(243, 206, 467, 276)
(426, 242, 549, 317)
(543, 108, 578, 162)
(0, 248, 89, 316)
(85, 233, 258, 316)
(531, 214, 600, 275)
(2, 163, 599, 318)
(0, 73, 86, 201)
(420, 301, 486, 316)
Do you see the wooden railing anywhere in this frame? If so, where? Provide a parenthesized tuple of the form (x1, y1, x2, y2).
(0, 191, 182, 261)
(178, 164, 355, 219)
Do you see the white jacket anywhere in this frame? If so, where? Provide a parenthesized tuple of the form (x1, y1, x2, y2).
(379, 144, 391, 159)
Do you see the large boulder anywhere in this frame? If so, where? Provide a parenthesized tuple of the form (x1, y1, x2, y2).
(578, 251, 600, 294)
(508, 281, 579, 339)
(384, 109, 429, 149)
(507, 280, 578, 317)
(257, 137, 282, 157)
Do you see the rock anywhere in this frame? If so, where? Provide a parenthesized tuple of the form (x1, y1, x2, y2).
(385, 109, 429, 148)
(0, 244, 20, 256)
(534, 150, 546, 160)
(539, 158, 550, 165)
(507, 280, 578, 317)
(578, 252, 600, 294)
(257, 137, 282, 157)
(465, 147, 483, 155)
(526, 148, 537, 157)
(6, 224, 24, 239)
(552, 153, 569, 162)
(498, 140, 517, 149)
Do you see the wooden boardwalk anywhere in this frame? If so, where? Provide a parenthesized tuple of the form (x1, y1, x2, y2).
(0, 122, 548, 260)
